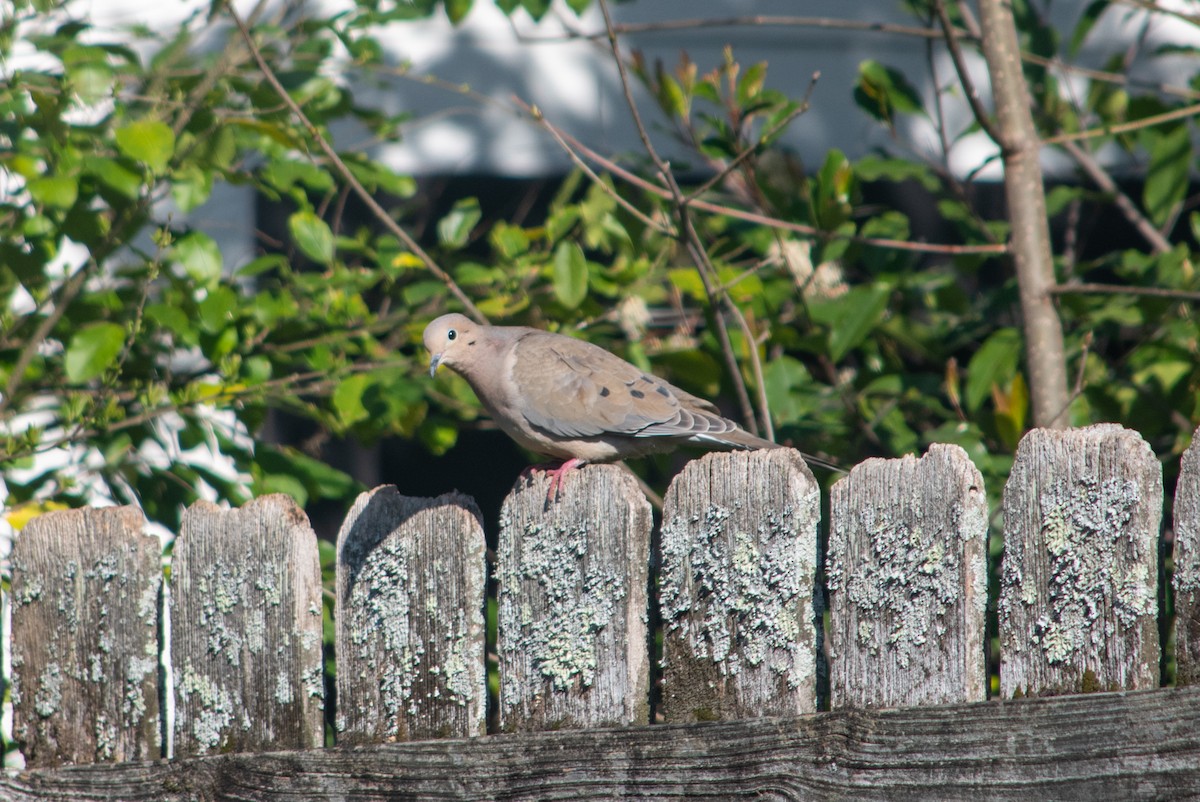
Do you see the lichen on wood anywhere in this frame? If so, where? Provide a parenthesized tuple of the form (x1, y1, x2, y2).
(171, 495, 323, 756)
(1000, 424, 1162, 697)
(660, 449, 819, 721)
(497, 464, 651, 731)
(827, 444, 988, 708)
(10, 506, 161, 767)
(335, 486, 486, 743)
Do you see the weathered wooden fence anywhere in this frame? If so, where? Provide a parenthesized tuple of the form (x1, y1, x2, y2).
(2, 423, 1200, 799)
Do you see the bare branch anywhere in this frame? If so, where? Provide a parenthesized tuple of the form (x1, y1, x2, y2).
(1049, 283, 1200, 302)
(1044, 101, 1200, 145)
(1058, 139, 1173, 255)
(978, 0, 1070, 429)
(933, 0, 1001, 143)
(596, 0, 767, 438)
(535, 122, 1007, 256)
(224, 2, 487, 324)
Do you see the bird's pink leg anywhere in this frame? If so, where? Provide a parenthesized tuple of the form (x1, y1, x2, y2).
(520, 458, 586, 501)
(544, 458, 586, 501)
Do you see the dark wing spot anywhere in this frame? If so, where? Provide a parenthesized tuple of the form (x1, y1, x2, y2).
(630, 389, 645, 399)
(599, 386, 611, 397)
(639, 374, 655, 383)
(656, 386, 670, 397)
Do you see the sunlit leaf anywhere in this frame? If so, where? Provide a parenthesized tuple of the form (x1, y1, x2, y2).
(289, 210, 336, 264)
(552, 241, 588, 309)
(114, 119, 175, 174)
(437, 197, 481, 249)
(65, 322, 125, 382)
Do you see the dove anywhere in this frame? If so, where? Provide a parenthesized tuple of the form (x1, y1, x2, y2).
(423, 313, 786, 498)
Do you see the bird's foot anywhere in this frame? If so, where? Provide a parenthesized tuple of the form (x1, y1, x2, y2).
(522, 458, 587, 502)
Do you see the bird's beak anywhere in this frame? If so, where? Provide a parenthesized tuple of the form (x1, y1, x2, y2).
(428, 353, 442, 377)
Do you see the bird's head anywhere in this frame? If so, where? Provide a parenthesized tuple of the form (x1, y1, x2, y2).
(423, 313, 477, 377)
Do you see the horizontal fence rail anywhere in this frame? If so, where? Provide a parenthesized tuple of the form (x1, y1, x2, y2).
(2, 423, 1199, 798)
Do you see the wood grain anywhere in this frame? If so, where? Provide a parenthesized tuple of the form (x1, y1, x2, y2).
(1176, 425, 1200, 686)
(335, 486, 486, 743)
(999, 424, 1162, 696)
(659, 449, 819, 722)
(171, 495, 324, 756)
(3, 685, 1199, 800)
(496, 464, 652, 731)
(828, 444, 988, 707)
(9, 506, 161, 767)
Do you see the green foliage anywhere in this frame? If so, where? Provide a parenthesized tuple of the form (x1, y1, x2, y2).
(1, 0, 1197, 557)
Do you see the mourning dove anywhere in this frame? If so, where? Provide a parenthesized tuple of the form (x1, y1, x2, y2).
(424, 313, 785, 496)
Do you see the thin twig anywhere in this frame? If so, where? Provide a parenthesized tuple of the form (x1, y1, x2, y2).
(1116, 0, 1200, 27)
(1043, 101, 1200, 145)
(597, 0, 768, 438)
(1048, 283, 1200, 302)
(515, 98, 672, 235)
(225, 1, 486, 324)
(523, 15, 943, 42)
(539, 122, 1007, 256)
(933, 0, 1001, 144)
(1058, 139, 1173, 255)
(523, 9, 1200, 101)
(683, 78, 818, 204)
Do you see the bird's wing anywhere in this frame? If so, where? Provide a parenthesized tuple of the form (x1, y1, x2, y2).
(510, 332, 736, 440)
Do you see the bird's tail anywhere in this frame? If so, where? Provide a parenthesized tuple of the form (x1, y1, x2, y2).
(691, 429, 845, 474)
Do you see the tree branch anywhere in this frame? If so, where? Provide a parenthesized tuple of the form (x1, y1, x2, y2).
(1058, 139, 1173, 255)
(224, 1, 486, 324)
(978, 0, 1070, 429)
(530, 118, 1007, 256)
(933, 0, 1001, 144)
(1048, 283, 1200, 302)
(597, 0, 768, 438)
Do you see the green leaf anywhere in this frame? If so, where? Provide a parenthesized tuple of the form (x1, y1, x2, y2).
(88, 157, 142, 199)
(65, 322, 125, 382)
(563, 0, 590, 14)
(763, 355, 813, 426)
(28, 176, 78, 209)
(437, 197, 481, 249)
(965, 327, 1021, 412)
(520, 0, 550, 20)
(736, 62, 767, 106)
(198, 286, 238, 333)
(1069, 1, 1109, 57)
(171, 165, 213, 212)
(808, 284, 890, 362)
(1143, 124, 1190, 227)
(114, 119, 175, 174)
(854, 155, 939, 192)
(333, 373, 371, 428)
(854, 60, 924, 124)
(815, 150, 855, 230)
(289, 210, 335, 264)
(445, 0, 473, 24)
(173, 231, 223, 286)
(552, 241, 589, 308)
(418, 418, 459, 454)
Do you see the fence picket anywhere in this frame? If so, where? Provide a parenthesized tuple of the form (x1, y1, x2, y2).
(335, 486, 486, 743)
(9, 506, 161, 767)
(999, 424, 1162, 696)
(659, 449, 819, 722)
(827, 444, 988, 707)
(496, 465, 651, 731)
(171, 495, 324, 756)
(1175, 426, 1200, 686)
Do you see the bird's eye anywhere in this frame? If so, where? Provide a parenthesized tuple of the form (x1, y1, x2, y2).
(447, 329, 457, 341)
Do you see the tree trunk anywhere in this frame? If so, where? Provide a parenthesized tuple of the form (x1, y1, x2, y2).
(978, 0, 1070, 429)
